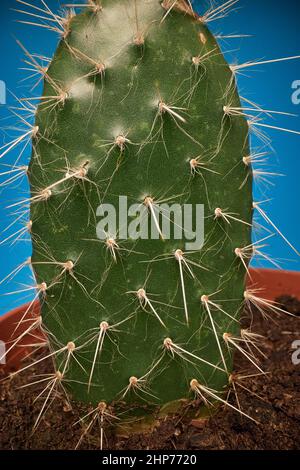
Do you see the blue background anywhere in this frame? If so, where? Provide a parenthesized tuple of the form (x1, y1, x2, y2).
(0, 0, 300, 315)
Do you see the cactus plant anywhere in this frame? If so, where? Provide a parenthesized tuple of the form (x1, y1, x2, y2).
(25, 0, 253, 415)
(2, 0, 300, 444)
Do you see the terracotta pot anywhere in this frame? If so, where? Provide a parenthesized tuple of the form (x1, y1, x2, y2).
(1, 268, 300, 374)
(247, 268, 300, 300)
(0, 301, 41, 375)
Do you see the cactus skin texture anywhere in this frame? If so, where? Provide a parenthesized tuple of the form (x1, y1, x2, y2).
(29, 0, 252, 416)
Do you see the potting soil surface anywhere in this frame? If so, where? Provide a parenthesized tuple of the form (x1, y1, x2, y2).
(0, 296, 299, 450)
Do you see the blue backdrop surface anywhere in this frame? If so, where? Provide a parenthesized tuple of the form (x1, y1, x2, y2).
(0, 0, 300, 314)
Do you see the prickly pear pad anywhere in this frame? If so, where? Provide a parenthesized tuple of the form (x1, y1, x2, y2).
(29, 0, 252, 409)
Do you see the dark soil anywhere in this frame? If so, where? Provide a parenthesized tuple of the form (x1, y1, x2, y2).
(0, 296, 300, 450)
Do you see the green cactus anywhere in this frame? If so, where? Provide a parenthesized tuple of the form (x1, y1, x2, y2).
(26, 0, 252, 420)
